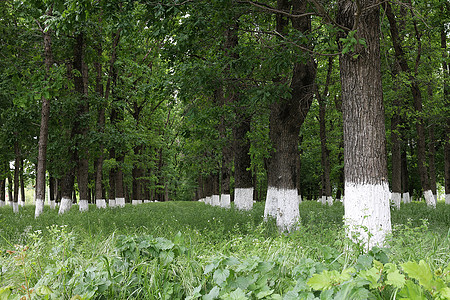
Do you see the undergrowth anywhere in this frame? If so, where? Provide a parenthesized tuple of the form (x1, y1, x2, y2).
(0, 201, 449, 299)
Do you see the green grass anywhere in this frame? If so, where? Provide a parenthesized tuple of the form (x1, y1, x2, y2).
(1, 201, 450, 299)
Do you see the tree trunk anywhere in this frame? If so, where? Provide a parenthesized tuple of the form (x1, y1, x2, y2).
(13, 139, 20, 213)
(19, 158, 25, 206)
(384, 2, 433, 206)
(233, 111, 253, 210)
(338, 0, 391, 249)
(35, 7, 53, 217)
(0, 177, 5, 207)
(115, 153, 125, 206)
(316, 57, 333, 205)
(442, 20, 450, 204)
(264, 0, 315, 232)
(49, 176, 56, 209)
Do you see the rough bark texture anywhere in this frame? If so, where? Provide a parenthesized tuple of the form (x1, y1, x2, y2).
(265, 0, 316, 230)
(338, 0, 391, 248)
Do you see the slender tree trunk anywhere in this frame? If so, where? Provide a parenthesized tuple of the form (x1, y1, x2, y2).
(108, 149, 116, 206)
(234, 112, 253, 210)
(338, 0, 391, 249)
(401, 147, 411, 203)
(35, 7, 53, 217)
(72, 32, 90, 212)
(115, 153, 125, 205)
(316, 57, 333, 205)
(13, 140, 20, 213)
(264, 0, 316, 232)
(391, 99, 402, 209)
(442, 19, 450, 204)
(384, 2, 433, 206)
(49, 176, 56, 209)
(19, 158, 25, 206)
(0, 177, 5, 207)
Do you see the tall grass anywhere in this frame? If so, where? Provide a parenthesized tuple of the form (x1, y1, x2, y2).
(1, 201, 450, 299)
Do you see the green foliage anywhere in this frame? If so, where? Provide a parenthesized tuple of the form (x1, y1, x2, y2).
(1, 202, 450, 299)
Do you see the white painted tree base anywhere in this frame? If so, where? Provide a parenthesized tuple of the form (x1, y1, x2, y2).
(264, 187, 278, 218)
(0, 200, 4, 207)
(424, 190, 436, 208)
(391, 192, 401, 209)
(320, 196, 327, 205)
(220, 194, 231, 208)
(49, 200, 56, 209)
(12, 202, 19, 213)
(446, 194, 450, 205)
(205, 196, 212, 205)
(402, 192, 411, 204)
(95, 199, 106, 208)
(275, 188, 300, 232)
(298, 195, 302, 203)
(344, 182, 391, 249)
(132, 200, 142, 205)
(116, 198, 125, 207)
(211, 195, 220, 206)
(235, 188, 253, 211)
(108, 199, 116, 207)
(327, 196, 333, 206)
(144, 200, 150, 203)
(79, 200, 89, 211)
(59, 197, 72, 214)
(35, 199, 45, 218)
(19, 201, 25, 207)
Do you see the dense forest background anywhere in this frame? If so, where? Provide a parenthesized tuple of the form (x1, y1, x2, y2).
(0, 0, 449, 209)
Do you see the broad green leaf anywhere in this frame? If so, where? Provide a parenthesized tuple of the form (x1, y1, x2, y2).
(401, 260, 433, 290)
(438, 287, 450, 300)
(222, 288, 248, 300)
(386, 270, 406, 289)
(359, 267, 382, 289)
(307, 270, 339, 290)
(0, 286, 12, 300)
(203, 286, 220, 300)
(398, 280, 427, 300)
(213, 268, 230, 286)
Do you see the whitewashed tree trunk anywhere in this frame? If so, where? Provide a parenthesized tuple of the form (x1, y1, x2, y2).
(79, 199, 89, 211)
(391, 192, 401, 209)
(144, 200, 150, 203)
(49, 200, 56, 209)
(220, 194, 231, 208)
(116, 197, 125, 207)
(35, 199, 45, 218)
(275, 188, 300, 232)
(211, 195, 220, 206)
(402, 192, 411, 203)
(326, 196, 333, 206)
(320, 196, 327, 205)
(344, 183, 391, 248)
(298, 194, 302, 203)
(58, 197, 72, 214)
(0, 200, 4, 207)
(132, 200, 142, 205)
(12, 202, 19, 213)
(424, 190, 436, 207)
(107, 199, 116, 207)
(446, 194, 450, 204)
(235, 187, 253, 211)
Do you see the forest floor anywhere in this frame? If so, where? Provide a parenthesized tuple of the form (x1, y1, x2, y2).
(1, 201, 450, 299)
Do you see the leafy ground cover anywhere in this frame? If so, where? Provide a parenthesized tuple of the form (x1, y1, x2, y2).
(1, 201, 450, 299)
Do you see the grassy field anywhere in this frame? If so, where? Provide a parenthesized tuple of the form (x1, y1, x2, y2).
(1, 201, 450, 299)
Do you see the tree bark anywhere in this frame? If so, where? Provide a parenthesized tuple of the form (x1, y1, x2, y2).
(264, 0, 316, 232)
(338, 0, 391, 249)
(13, 139, 20, 213)
(315, 57, 333, 205)
(35, 7, 53, 217)
(442, 17, 450, 204)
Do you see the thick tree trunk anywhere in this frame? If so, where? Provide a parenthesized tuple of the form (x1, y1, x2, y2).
(264, 0, 315, 232)
(115, 153, 125, 206)
(338, 0, 391, 249)
(35, 8, 53, 217)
